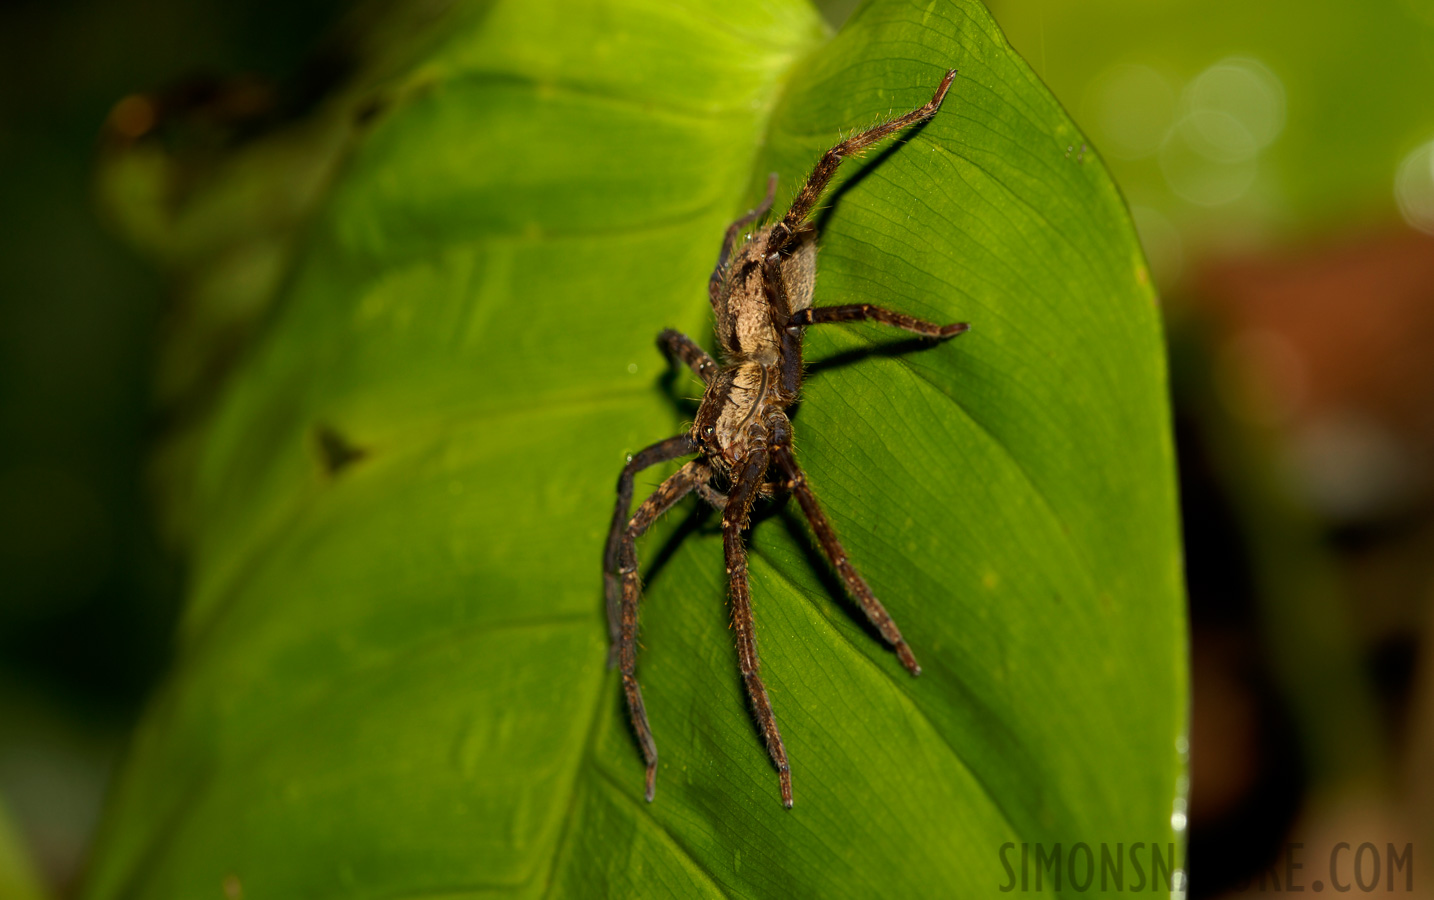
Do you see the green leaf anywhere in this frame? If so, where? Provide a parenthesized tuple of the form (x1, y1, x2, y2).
(87, 0, 1186, 896)
(0, 797, 46, 900)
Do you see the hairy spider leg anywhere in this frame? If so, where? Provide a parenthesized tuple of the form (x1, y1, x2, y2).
(722, 448, 794, 808)
(761, 239, 809, 400)
(759, 70, 957, 398)
(766, 69, 957, 258)
(615, 459, 715, 802)
(772, 444, 922, 675)
(787, 303, 970, 338)
(605, 434, 697, 663)
(695, 480, 730, 510)
(657, 328, 719, 385)
(775, 302, 969, 676)
(688, 479, 790, 512)
(709, 173, 779, 306)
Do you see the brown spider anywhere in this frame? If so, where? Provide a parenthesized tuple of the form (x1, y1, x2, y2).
(604, 70, 967, 808)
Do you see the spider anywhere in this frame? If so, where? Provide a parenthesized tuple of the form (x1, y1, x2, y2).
(604, 69, 967, 809)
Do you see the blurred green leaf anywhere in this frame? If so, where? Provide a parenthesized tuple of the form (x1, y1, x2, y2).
(86, 0, 1185, 896)
(0, 797, 46, 900)
(988, 0, 1434, 252)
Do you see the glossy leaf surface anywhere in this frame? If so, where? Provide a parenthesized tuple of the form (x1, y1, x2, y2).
(87, 0, 1186, 896)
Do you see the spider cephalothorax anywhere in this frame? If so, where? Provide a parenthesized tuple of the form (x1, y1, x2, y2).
(604, 69, 967, 808)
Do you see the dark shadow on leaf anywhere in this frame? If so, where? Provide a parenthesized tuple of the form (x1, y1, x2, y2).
(805, 335, 947, 378)
(658, 358, 702, 418)
(314, 424, 367, 476)
(762, 505, 890, 650)
(641, 500, 715, 593)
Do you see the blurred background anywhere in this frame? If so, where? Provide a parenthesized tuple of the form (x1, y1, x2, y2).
(1, 0, 1431, 896)
(0, 1, 345, 893)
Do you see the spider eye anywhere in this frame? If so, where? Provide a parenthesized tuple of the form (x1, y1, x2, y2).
(703, 426, 715, 436)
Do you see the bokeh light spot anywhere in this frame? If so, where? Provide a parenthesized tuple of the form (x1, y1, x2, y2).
(1160, 124, 1258, 207)
(1186, 57, 1286, 151)
(1394, 138, 1434, 235)
(1082, 63, 1178, 160)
